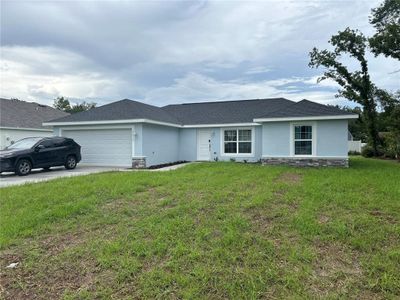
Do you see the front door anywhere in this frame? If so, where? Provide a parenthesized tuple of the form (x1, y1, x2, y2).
(197, 129, 212, 161)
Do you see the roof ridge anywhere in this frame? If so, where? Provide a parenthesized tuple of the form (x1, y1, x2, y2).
(162, 97, 294, 108)
(255, 99, 301, 118)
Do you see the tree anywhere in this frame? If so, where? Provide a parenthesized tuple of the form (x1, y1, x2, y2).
(338, 106, 367, 141)
(369, 0, 400, 60)
(53, 96, 96, 114)
(309, 28, 383, 154)
(381, 91, 400, 159)
(53, 97, 71, 112)
(68, 101, 97, 114)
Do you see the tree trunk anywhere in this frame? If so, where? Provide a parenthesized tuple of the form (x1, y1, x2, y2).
(363, 100, 380, 155)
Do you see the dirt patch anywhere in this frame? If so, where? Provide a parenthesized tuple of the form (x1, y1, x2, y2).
(0, 224, 121, 300)
(246, 201, 298, 234)
(369, 210, 397, 224)
(318, 215, 330, 224)
(250, 211, 278, 232)
(274, 172, 303, 184)
(272, 172, 303, 199)
(309, 241, 362, 297)
(39, 232, 86, 256)
(1, 257, 98, 300)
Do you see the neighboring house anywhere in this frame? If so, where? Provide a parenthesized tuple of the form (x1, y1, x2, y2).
(44, 98, 358, 168)
(0, 98, 68, 149)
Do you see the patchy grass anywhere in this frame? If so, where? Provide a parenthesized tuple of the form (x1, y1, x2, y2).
(0, 157, 399, 299)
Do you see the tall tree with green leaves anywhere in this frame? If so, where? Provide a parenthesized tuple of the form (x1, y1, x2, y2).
(369, 0, 400, 60)
(309, 28, 383, 154)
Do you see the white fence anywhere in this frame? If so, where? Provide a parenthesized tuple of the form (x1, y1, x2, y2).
(348, 141, 367, 153)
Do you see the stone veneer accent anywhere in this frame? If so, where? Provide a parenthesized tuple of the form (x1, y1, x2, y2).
(132, 157, 146, 169)
(262, 157, 349, 167)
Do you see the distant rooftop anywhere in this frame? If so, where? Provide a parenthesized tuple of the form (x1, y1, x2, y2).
(0, 98, 68, 129)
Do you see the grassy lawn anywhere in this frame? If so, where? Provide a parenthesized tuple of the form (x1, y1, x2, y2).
(0, 157, 399, 299)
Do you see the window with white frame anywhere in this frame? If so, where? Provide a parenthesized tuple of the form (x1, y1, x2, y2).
(294, 125, 313, 155)
(223, 128, 252, 154)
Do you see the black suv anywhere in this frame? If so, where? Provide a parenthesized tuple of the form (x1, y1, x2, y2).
(0, 137, 81, 176)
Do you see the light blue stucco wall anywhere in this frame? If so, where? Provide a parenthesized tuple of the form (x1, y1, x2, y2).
(53, 128, 61, 136)
(52, 118, 349, 167)
(177, 126, 262, 162)
(316, 120, 348, 157)
(262, 122, 291, 157)
(141, 123, 180, 166)
(178, 128, 197, 161)
(262, 120, 349, 157)
(134, 123, 143, 156)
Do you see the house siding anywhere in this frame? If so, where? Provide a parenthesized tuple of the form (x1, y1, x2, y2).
(178, 128, 197, 161)
(316, 120, 348, 157)
(213, 126, 262, 162)
(50, 118, 349, 168)
(261, 119, 349, 167)
(262, 122, 291, 157)
(177, 126, 262, 162)
(1, 128, 53, 150)
(142, 123, 180, 167)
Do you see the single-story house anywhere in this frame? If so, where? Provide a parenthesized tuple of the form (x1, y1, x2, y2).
(0, 98, 68, 149)
(43, 98, 358, 168)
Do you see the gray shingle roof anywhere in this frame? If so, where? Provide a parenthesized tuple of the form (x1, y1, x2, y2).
(50, 99, 181, 124)
(47, 98, 356, 126)
(257, 99, 356, 119)
(162, 98, 295, 125)
(0, 98, 69, 129)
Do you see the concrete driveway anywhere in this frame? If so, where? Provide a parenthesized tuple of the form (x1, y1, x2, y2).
(0, 165, 120, 188)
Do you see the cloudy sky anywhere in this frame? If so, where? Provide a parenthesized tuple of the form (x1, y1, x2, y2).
(1, 0, 399, 107)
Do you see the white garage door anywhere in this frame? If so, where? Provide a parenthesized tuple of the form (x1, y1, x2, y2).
(63, 129, 132, 167)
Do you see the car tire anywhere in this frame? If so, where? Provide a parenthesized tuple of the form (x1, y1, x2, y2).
(16, 159, 32, 176)
(65, 155, 77, 170)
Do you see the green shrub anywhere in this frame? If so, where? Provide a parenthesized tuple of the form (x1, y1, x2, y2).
(361, 145, 384, 158)
(348, 150, 361, 155)
(361, 145, 375, 157)
(381, 132, 400, 159)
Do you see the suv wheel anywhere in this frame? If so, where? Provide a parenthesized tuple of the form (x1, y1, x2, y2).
(65, 155, 77, 170)
(16, 159, 32, 176)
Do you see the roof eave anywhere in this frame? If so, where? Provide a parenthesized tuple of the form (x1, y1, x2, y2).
(0, 126, 53, 132)
(43, 118, 182, 128)
(253, 114, 359, 122)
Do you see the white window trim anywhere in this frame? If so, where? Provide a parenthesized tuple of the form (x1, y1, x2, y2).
(289, 122, 317, 157)
(220, 127, 255, 157)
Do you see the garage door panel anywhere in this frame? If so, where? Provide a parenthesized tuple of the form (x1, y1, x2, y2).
(63, 129, 132, 167)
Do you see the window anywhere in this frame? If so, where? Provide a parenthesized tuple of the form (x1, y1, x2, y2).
(294, 125, 313, 155)
(53, 138, 66, 147)
(223, 128, 252, 154)
(39, 140, 55, 148)
(6, 137, 43, 149)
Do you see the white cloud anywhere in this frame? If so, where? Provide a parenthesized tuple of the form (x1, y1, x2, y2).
(0, 46, 136, 104)
(244, 67, 272, 75)
(1, 0, 394, 108)
(144, 72, 342, 106)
